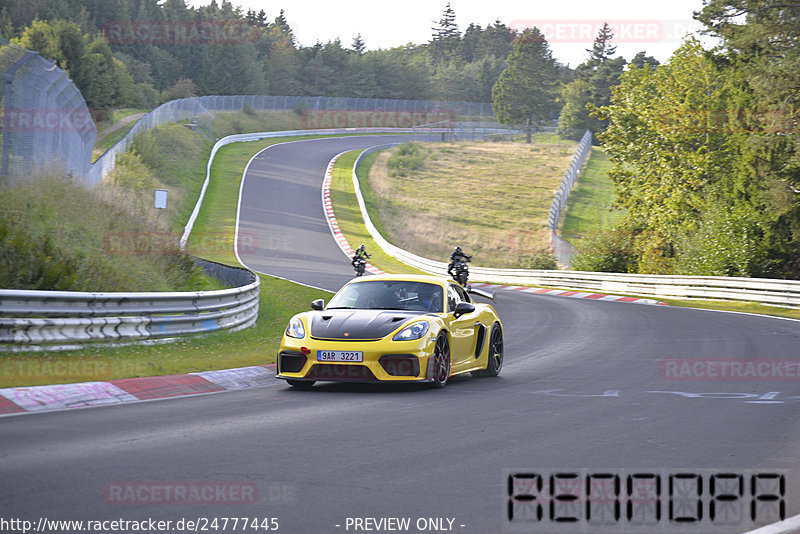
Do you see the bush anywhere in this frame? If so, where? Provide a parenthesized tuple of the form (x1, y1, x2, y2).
(675, 204, 771, 277)
(0, 176, 212, 292)
(130, 123, 207, 186)
(387, 142, 427, 176)
(570, 228, 637, 272)
(519, 250, 557, 269)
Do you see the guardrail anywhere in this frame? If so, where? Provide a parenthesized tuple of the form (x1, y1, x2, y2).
(0, 259, 259, 352)
(351, 146, 800, 307)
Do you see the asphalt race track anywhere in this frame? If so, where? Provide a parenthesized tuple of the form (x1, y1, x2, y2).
(3, 135, 800, 534)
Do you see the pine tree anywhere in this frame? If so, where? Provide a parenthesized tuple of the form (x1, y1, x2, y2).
(581, 22, 616, 72)
(557, 23, 626, 140)
(429, 3, 460, 64)
(491, 28, 559, 139)
(352, 33, 365, 56)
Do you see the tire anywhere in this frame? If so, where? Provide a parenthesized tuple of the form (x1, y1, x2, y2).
(458, 271, 468, 286)
(472, 323, 503, 377)
(286, 379, 315, 388)
(430, 334, 451, 388)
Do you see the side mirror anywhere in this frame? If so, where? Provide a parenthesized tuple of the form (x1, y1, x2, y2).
(453, 301, 475, 318)
(311, 299, 325, 311)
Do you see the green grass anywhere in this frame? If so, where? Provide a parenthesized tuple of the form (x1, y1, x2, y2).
(329, 150, 426, 275)
(92, 122, 138, 162)
(559, 146, 622, 242)
(363, 139, 574, 268)
(0, 174, 219, 293)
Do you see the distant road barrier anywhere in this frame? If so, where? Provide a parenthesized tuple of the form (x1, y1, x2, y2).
(549, 130, 592, 267)
(0, 259, 259, 352)
(351, 146, 800, 308)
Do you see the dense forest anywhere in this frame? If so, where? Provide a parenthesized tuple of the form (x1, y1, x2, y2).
(0, 0, 558, 112)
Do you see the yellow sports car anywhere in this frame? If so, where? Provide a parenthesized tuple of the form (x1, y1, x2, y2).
(276, 274, 503, 388)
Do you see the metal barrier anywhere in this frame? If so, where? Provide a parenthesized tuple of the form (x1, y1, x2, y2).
(0, 259, 259, 352)
(351, 145, 800, 307)
(548, 130, 593, 266)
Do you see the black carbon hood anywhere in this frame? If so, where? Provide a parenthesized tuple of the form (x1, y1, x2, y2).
(310, 310, 425, 340)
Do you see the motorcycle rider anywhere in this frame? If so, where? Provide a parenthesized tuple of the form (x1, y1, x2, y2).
(352, 244, 370, 273)
(447, 246, 471, 284)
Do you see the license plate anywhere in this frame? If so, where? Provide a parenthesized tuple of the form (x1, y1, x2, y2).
(317, 350, 363, 362)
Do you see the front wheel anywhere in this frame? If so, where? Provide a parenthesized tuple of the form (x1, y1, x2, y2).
(430, 334, 451, 388)
(472, 323, 503, 377)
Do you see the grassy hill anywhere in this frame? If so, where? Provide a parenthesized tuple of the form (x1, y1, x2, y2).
(362, 134, 576, 269)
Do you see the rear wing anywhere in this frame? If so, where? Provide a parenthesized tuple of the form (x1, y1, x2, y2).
(467, 286, 495, 301)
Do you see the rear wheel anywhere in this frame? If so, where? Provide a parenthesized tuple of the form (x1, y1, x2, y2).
(286, 379, 315, 388)
(472, 323, 503, 377)
(430, 334, 451, 388)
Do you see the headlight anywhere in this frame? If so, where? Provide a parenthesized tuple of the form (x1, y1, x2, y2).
(392, 321, 429, 341)
(286, 316, 306, 339)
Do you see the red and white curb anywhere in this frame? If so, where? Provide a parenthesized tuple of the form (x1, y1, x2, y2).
(322, 152, 385, 275)
(0, 364, 277, 417)
(470, 283, 668, 305)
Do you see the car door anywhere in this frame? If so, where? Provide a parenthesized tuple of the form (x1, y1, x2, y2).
(445, 284, 478, 369)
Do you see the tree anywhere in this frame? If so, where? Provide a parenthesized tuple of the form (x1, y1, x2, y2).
(491, 27, 559, 138)
(595, 39, 731, 272)
(557, 23, 626, 140)
(630, 51, 659, 70)
(13, 19, 64, 64)
(475, 20, 513, 60)
(161, 77, 198, 102)
(83, 37, 121, 110)
(580, 22, 616, 72)
(351, 33, 365, 55)
(200, 41, 266, 95)
(273, 9, 294, 44)
(695, 0, 800, 277)
(459, 23, 481, 63)
(53, 21, 89, 90)
(429, 3, 460, 64)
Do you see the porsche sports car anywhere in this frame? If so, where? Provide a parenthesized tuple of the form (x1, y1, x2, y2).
(276, 274, 503, 388)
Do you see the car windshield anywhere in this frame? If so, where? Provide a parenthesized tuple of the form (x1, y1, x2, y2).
(327, 280, 444, 313)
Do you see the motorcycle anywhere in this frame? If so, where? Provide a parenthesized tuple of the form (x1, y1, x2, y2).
(448, 258, 470, 286)
(353, 257, 367, 276)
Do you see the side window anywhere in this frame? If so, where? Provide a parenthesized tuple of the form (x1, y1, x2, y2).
(446, 285, 460, 313)
(453, 284, 471, 303)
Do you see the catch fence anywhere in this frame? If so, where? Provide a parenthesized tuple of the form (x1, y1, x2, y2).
(0, 42, 95, 185)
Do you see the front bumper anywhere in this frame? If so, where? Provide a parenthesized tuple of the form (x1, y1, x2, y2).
(276, 335, 437, 383)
